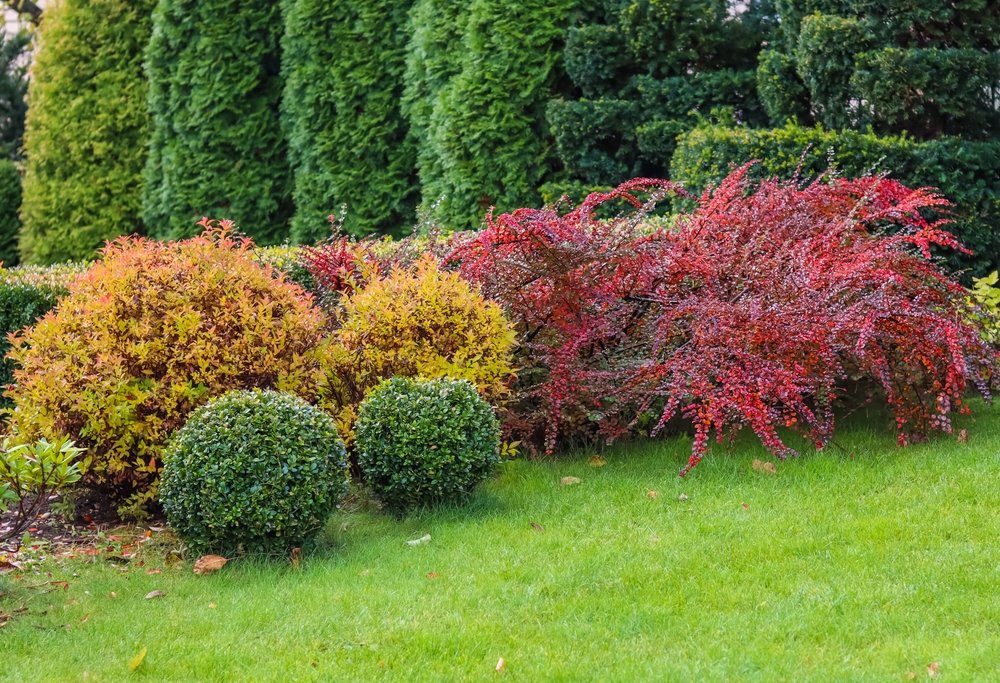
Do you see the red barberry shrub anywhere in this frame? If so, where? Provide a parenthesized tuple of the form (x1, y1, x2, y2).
(450, 164, 999, 473)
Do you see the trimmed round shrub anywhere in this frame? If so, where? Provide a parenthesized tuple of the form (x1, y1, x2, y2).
(161, 390, 348, 555)
(6, 224, 326, 516)
(355, 376, 500, 513)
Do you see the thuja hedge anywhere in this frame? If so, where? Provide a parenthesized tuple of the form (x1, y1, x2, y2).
(19, 0, 154, 265)
(671, 122, 1000, 278)
(282, 0, 418, 242)
(144, 0, 292, 244)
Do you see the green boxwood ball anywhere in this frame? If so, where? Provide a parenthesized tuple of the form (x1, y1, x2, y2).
(355, 376, 501, 513)
(161, 389, 348, 555)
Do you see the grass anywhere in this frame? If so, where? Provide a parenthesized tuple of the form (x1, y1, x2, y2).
(4, 403, 1000, 681)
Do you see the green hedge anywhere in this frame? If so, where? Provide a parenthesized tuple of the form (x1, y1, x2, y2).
(281, 0, 418, 243)
(671, 122, 1000, 277)
(18, 0, 154, 265)
(0, 30, 30, 161)
(0, 161, 21, 267)
(0, 262, 88, 400)
(144, 0, 292, 244)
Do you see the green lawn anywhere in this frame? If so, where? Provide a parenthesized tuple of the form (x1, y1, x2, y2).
(4, 404, 1000, 681)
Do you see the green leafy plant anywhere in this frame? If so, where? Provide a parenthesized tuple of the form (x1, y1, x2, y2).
(0, 436, 87, 542)
(968, 271, 1000, 344)
(18, 0, 154, 265)
(355, 376, 500, 514)
(160, 389, 348, 555)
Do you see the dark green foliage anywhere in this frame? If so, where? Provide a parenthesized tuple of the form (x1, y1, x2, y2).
(407, 0, 575, 231)
(0, 30, 30, 160)
(282, 0, 418, 243)
(548, 0, 775, 194)
(0, 161, 21, 267)
(764, 0, 1000, 138)
(355, 377, 500, 514)
(161, 390, 348, 555)
(144, 0, 292, 244)
(671, 122, 1000, 277)
(18, 0, 153, 265)
(0, 262, 86, 400)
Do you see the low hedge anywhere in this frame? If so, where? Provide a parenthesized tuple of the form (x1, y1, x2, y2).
(671, 122, 1000, 278)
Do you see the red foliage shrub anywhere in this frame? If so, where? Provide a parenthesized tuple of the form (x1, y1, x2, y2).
(449, 164, 999, 473)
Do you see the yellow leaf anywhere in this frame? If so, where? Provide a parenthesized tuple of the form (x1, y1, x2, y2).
(588, 455, 606, 467)
(129, 647, 147, 672)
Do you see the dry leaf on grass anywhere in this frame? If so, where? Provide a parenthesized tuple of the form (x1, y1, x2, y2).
(291, 548, 301, 570)
(426, 572, 438, 579)
(679, 493, 688, 501)
(192, 555, 228, 575)
(208, 603, 217, 609)
(588, 455, 606, 467)
(957, 429, 968, 443)
(560, 476, 582, 486)
(495, 657, 505, 673)
(927, 662, 940, 677)
(406, 534, 431, 546)
(129, 647, 147, 672)
(905, 673, 918, 680)
(648, 490, 659, 499)
(144, 590, 165, 600)
(145, 568, 161, 575)
(530, 522, 544, 533)
(751, 459, 777, 474)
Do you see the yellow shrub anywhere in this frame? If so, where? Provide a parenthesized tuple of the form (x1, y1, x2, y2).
(6, 225, 327, 516)
(968, 271, 1000, 344)
(321, 255, 516, 443)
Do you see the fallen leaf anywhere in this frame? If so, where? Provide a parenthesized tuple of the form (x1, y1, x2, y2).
(109, 592, 116, 598)
(145, 568, 162, 575)
(359, 569, 370, 577)
(291, 547, 301, 570)
(742, 503, 749, 509)
(530, 522, 544, 533)
(560, 476, 581, 486)
(192, 555, 228, 575)
(406, 534, 432, 546)
(648, 490, 659, 499)
(679, 493, 688, 501)
(148, 526, 166, 532)
(426, 572, 438, 579)
(129, 648, 147, 671)
(496, 657, 505, 673)
(378, 660, 385, 668)
(588, 455, 606, 467)
(957, 429, 968, 443)
(927, 662, 940, 678)
(144, 590, 165, 600)
(751, 459, 777, 474)
(650, 535, 659, 542)
(78, 615, 88, 625)
(905, 673, 918, 680)
(208, 603, 217, 609)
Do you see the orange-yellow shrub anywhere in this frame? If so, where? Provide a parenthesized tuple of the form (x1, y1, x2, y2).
(6, 224, 327, 516)
(321, 255, 515, 442)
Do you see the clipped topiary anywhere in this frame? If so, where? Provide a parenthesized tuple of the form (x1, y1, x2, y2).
(161, 389, 348, 555)
(6, 223, 327, 516)
(355, 376, 500, 513)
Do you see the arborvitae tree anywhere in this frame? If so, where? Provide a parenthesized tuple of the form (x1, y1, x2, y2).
(144, 0, 292, 243)
(760, 0, 1000, 138)
(0, 30, 30, 161)
(282, 0, 417, 243)
(407, 0, 576, 231)
(545, 0, 775, 196)
(18, 0, 153, 265)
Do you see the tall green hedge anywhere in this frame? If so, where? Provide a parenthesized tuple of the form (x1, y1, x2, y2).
(0, 30, 31, 161)
(0, 161, 21, 267)
(281, 0, 418, 243)
(671, 122, 1000, 277)
(408, 0, 576, 231)
(143, 0, 292, 244)
(545, 0, 774, 195)
(18, 0, 154, 265)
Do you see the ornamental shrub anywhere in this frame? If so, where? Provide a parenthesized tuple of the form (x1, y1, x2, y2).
(355, 377, 500, 513)
(19, 0, 154, 265)
(320, 254, 515, 442)
(0, 262, 88, 399)
(670, 122, 1000, 277)
(6, 224, 327, 516)
(968, 272, 1000, 345)
(143, 0, 292, 244)
(450, 167, 998, 471)
(161, 390, 348, 555)
(281, 0, 418, 242)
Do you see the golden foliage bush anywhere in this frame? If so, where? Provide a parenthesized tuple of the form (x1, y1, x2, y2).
(321, 255, 515, 442)
(6, 224, 327, 516)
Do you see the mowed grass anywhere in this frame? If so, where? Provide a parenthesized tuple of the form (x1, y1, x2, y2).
(4, 403, 1000, 682)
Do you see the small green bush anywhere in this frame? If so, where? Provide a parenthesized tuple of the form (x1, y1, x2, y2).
(0, 262, 87, 398)
(161, 390, 348, 555)
(355, 377, 500, 513)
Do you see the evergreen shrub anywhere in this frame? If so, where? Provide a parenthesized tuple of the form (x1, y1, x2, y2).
(355, 377, 500, 513)
(161, 389, 348, 555)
